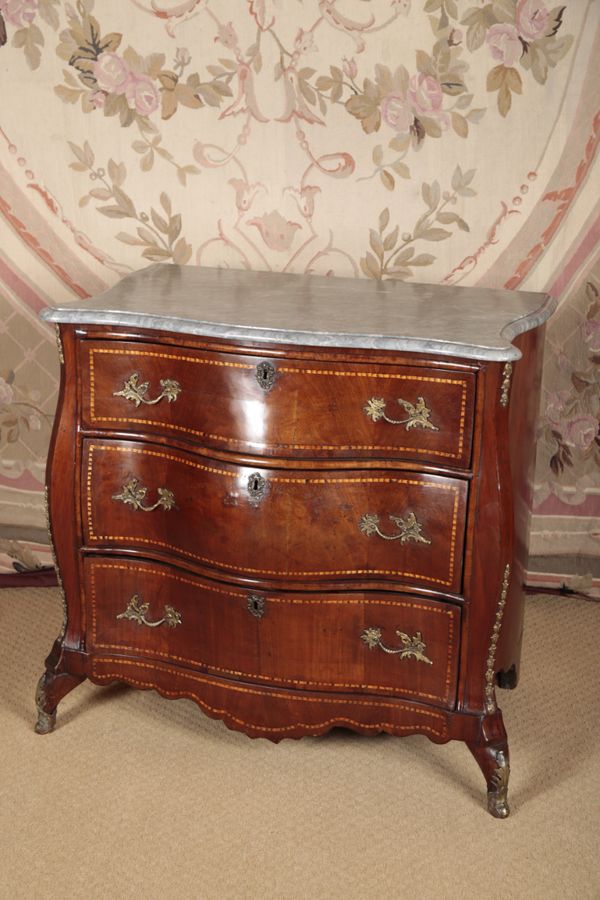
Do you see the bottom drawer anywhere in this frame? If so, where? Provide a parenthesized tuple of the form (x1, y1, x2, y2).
(84, 557, 461, 710)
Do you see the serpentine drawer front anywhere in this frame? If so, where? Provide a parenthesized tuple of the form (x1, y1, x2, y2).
(84, 557, 461, 709)
(82, 438, 467, 591)
(38, 264, 555, 818)
(80, 339, 476, 467)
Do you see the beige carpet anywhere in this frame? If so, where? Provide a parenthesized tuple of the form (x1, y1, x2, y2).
(0, 587, 598, 900)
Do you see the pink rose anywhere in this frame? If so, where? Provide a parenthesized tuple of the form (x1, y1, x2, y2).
(0, 376, 14, 406)
(0, 0, 37, 27)
(381, 93, 413, 133)
(248, 210, 301, 251)
(486, 23, 522, 67)
(545, 390, 570, 426)
(93, 52, 130, 94)
(563, 416, 599, 451)
(124, 75, 159, 116)
(516, 0, 549, 42)
(583, 319, 600, 353)
(408, 73, 443, 117)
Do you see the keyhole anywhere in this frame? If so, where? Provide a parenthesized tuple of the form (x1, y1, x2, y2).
(247, 595, 265, 619)
(255, 361, 275, 392)
(247, 472, 267, 504)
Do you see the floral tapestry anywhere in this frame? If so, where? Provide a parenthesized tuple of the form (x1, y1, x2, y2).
(0, 0, 599, 574)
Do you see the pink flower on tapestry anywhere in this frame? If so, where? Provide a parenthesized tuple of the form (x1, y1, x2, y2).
(380, 93, 413, 133)
(285, 185, 321, 219)
(342, 57, 357, 79)
(545, 390, 571, 426)
(93, 53, 131, 95)
(562, 416, 599, 451)
(408, 74, 446, 122)
(0, 376, 14, 406)
(248, 0, 276, 30)
(248, 211, 301, 251)
(486, 24, 522, 67)
(294, 29, 317, 54)
(124, 75, 159, 116)
(583, 318, 600, 353)
(516, 0, 550, 42)
(228, 178, 264, 212)
(217, 22, 238, 51)
(0, 0, 37, 27)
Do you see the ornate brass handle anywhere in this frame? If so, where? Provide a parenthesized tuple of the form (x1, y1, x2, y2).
(116, 594, 182, 628)
(363, 396, 438, 431)
(361, 627, 432, 664)
(112, 477, 176, 512)
(359, 512, 430, 544)
(113, 373, 181, 407)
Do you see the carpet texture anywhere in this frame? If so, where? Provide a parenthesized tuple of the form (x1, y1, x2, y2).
(0, 588, 598, 900)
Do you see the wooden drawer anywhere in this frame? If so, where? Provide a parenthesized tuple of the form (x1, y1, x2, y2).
(82, 439, 467, 592)
(81, 340, 475, 467)
(84, 557, 461, 709)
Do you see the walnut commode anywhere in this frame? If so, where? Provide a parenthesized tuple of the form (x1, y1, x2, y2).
(37, 265, 554, 817)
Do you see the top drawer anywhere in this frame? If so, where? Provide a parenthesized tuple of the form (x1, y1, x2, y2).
(80, 340, 475, 467)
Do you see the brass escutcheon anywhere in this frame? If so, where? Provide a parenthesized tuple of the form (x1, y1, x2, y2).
(247, 595, 266, 619)
(247, 472, 268, 506)
(255, 361, 276, 392)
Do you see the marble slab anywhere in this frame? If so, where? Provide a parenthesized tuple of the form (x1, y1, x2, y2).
(40, 264, 556, 361)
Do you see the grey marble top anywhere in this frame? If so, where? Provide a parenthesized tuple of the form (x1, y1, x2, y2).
(40, 264, 555, 361)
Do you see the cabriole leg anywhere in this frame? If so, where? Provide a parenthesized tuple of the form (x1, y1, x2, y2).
(35, 669, 85, 734)
(468, 716, 511, 818)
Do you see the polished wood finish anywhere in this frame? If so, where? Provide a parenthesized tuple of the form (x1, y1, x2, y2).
(84, 556, 460, 708)
(37, 274, 548, 818)
(82, 438, 467, 592)
(80, 339, 475, 466)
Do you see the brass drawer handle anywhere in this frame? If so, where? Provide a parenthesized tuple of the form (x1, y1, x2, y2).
(117, 594, 182, 629)
(112, 477, 176, 512)
(113, 373, 181, 407)
(363, 396, 438, 431)
(361, 627, 432, 664)
(359, 512, 430, 544)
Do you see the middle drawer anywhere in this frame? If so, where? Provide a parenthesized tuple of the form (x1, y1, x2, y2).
(83, 439, 467, 592)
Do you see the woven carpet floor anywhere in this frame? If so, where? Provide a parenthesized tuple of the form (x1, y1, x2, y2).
(0, 587, 598, 900)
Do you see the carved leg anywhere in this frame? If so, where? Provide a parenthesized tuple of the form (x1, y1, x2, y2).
(468, 717, 511, 819)
(35, 669, 85, 734)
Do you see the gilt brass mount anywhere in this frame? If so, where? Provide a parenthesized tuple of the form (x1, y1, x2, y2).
(361, 627, 433, 664)
(363, 396, 438, 431)
(116, 594, 182, 629)
(359, 511, 430, 544)
(112, 477, 176, 512)
(487, 749, 510, 818)
(113, 373, 181, 407)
